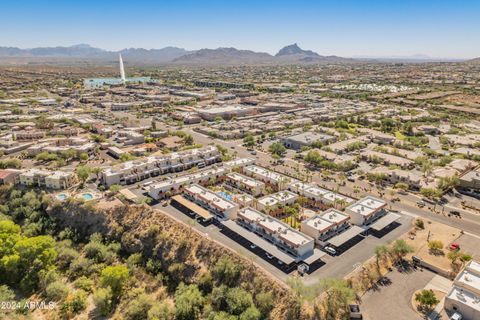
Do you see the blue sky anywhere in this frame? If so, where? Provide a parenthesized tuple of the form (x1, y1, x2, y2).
(0, 0, 478, 58)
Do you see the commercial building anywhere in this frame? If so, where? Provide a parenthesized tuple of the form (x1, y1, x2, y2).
(444, 260, 480, 320)
(197, 105, 253, 121)
(18, 169, 75, 190)
(300, 209, 350, 244)
(281, 132, 336, 150)
(101, 146, 221, 186)
(183, 184, 239, 220)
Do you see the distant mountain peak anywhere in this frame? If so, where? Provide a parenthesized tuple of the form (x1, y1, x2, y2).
(275, 43, 319, 57)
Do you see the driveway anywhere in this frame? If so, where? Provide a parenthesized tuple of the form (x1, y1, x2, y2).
(361, 266, 437, 320)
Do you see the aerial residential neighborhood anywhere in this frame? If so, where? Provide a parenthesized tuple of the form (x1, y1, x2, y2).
(1, 1, 480, 320)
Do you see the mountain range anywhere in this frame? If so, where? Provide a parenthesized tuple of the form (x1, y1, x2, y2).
(0, 43, 474, 65)
(0, 43, 352, 65)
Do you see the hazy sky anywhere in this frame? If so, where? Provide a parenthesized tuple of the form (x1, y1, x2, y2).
(1, 0, 479, 58)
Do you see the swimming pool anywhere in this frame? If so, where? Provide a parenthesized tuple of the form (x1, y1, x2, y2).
(56, 193, 68, 201)
(217, 191, 233, 201)
(81, 193, 94, 201)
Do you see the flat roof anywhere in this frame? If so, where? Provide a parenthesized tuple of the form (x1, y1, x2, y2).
(185, 184, 237, 210)
(222, 220, 296, 264)
(244, 165, 296, 184)
(226, 172, 264, 188)
(447, 287, 480, 312)
(327, 226, 364, 247)
(347, 196, 386, 217)
(303, 248, 326, 265)
(172, 195, 213, 220)
(284, 132, 334, 144)
(369, 212, 401, 231)
(237, 207, 313, 248)
(457, 267, 480, 292)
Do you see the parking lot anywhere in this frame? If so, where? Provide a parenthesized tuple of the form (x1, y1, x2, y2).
(361, 264, 437, 320)
(154, 201, 413, 284)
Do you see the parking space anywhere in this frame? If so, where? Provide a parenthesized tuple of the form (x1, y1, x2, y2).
(361, 264, 437, 320)
(219, 225, 297, 273)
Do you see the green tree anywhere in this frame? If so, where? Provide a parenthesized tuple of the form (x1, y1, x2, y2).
(126, 293, 154, 320)
(239, 306, 261, 320)
(320, 279, 355, 319)
(254, 291, 274, 317)
(243, 134, 255, 147)
(60, 290, 87, 318)
(93, 287, 113, 316)
(226, 287, 254, 315)
(415, 289, 439, 310)
(390, 239, 414, 261)
(213, 257, 242, 286)
(174, 283, 205, 320)
(148, 302, 175, 320)
(45, 281, 70, 301)
(268, 142, 286, 157)
(76, 165, 91, 185)
(100, 265, 129, 298)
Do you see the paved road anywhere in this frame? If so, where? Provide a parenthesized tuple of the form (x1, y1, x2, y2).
(186, 128, 480, 235)
(361, 266, 437, 320)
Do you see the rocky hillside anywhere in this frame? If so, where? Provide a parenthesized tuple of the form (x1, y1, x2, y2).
(47, 200, 303, 319)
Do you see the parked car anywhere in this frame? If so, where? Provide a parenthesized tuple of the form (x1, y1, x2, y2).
(416, 200, 426, 207)
(324, 246, 337, 255)
(265, 253, 274, 259)
(347, 176, 355, 182)
(449, 243, 460, 251)
(249, 244, 257, 249)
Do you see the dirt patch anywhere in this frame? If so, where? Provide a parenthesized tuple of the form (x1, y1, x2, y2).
(402, 219, 460, 272)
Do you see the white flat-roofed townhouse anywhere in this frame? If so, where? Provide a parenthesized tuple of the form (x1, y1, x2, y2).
(243, 165, 297, 190)
(236, 207, 314, 259)
(147, 166, 228, 200)
(301, 209, 350, 244)
(256, 190, 299, 214)
(445, 260, 480, 320)
(183, 184, 239, 220)
(345, 196, 387, 226)
(287, 181, 354, 209)
(101, 146, 220, 186)
(223, 158, 255, 169)
(19, 169, 75, 190)
(225, 172, 265, 196)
